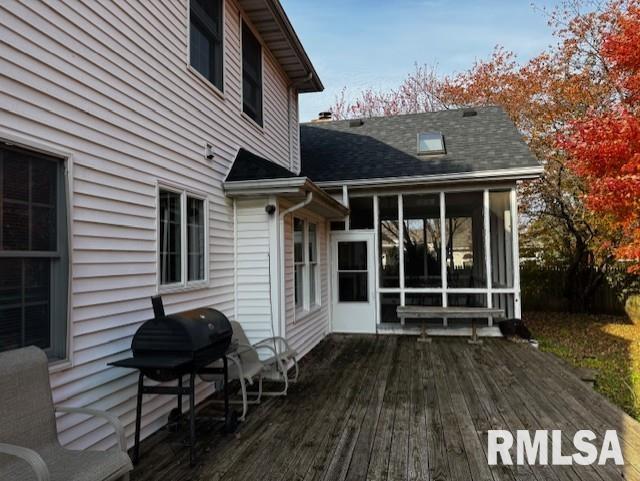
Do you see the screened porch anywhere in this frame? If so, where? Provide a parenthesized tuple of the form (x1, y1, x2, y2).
(330, 186, 520, 330)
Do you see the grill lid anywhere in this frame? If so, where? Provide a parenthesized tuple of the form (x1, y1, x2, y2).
(132, 307, 233, 356)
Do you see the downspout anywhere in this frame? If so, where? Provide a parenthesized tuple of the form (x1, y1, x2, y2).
(287, 85, 293, 172)
(278, 192, 313, 340)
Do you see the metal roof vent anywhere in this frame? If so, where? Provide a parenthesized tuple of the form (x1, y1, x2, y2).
(349, 119, 364, 127)
(462, 108, 478, 118)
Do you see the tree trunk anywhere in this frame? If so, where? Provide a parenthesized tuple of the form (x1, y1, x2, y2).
(562, 241, 608, 312)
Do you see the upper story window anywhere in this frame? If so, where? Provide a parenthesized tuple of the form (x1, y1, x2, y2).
(242, 21, 263, 126)
(0, 145, 68, 361)
(159, 187, 207, 289)
(417, 132, 445, 155)
(190, 0, 223, 91)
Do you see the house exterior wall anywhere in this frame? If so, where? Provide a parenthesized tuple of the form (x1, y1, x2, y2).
(0, 0, 302, 450)
(234, 198, 277, 343)
(281, 207, 331, 358)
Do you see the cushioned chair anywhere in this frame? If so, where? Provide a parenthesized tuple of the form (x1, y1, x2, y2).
(199, 321, 299, 420)
(0, 346, 132, 481)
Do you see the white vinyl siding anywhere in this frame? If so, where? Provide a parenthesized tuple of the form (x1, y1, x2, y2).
(0, 0, 300, 451)
(234, 199, 275, 343)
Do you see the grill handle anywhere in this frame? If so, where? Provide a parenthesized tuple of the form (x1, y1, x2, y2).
(151, 295, 165, 320)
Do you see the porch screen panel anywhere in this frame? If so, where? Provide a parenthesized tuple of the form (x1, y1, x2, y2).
(349, 196, 374, 229)
(489, 191, 514, 288)
(0, 146, 67, 359)
(493, 293, 515, 318)
(445, 192, 486, 288)
(403, 194, 442, 287)
(380, 293, 400, 323)
(378, 196, 399, 287)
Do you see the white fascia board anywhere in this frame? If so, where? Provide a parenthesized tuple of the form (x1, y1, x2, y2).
(313, 165, 544, 189)
(224, 177, 348, 216)
(223, 177, 308, 196)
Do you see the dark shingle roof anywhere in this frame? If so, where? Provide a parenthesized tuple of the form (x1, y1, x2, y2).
(300, 106, 539, 183)
(226, 148, 299, 182)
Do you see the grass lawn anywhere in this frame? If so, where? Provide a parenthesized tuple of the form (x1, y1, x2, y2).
(524, 311, 640, 420)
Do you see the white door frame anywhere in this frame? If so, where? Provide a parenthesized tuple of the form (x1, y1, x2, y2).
(330, 231, 377, 333)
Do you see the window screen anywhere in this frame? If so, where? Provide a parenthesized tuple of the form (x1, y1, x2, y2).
(187, 197, 205, 282)
(159, 190, 182, 285)
(294, 218, 304, 308)
(0, 146, 68, 360)
(337, 241, 368, 302)
(242, 22, 263, 126)
(190, 0, 223, 90)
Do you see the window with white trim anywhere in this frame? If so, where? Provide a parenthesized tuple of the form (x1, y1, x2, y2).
(293, 218, 320, 314)
(159, 187, 206, 288)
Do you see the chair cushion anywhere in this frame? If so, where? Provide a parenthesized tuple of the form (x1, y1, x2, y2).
(1, 445, 132, 481)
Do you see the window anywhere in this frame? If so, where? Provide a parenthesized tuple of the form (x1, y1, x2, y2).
(293, 218, 320, 314)
(308, 223, 317, 305)
(337, 241, 368, 302)
(0, 145, 68, 360)
(294, 218, 304, 308)
(190, 0, 223, 91)
(417, 132, 445, 154)
(242, 21, 263, 126)
(159, 187, 206, 288)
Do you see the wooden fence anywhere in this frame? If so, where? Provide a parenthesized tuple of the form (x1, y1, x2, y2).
(521, 265, 626, 314)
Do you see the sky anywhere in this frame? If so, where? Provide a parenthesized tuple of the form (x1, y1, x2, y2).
(280, 0, 563, 122)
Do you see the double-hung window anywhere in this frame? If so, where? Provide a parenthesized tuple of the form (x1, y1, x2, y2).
(242, 21, 263, 126)
(293, 218, 319, 316)
(190, 0, 224, 91)
(0, 145, 68, 360)
(159, 187, 206, 289)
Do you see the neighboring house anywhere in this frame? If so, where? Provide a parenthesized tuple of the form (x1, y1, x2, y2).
(0, 0, 541, 454)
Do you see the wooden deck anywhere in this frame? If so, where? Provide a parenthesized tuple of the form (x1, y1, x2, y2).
(131, 335, 640, 481)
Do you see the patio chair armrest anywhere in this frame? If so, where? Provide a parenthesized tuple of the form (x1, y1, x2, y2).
(234, 342, 259, 356)
(55, 406, 127, 452)
(0, 443, 50, 481)
(254, 337, 297, 358)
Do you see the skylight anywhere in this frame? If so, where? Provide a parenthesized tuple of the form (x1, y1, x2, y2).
(417, 132, 445, 155)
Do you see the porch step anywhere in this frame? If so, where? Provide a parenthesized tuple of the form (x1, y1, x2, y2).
(377, 323, 503, 337)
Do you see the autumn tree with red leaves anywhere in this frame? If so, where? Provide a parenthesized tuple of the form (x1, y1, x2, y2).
(560, 2, 640, 272)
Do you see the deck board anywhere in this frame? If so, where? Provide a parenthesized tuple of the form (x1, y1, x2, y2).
(131, 336, 640, 481)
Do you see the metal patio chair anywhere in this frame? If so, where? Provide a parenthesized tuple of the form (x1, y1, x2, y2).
(0, 346, 132, 481)
(199, 321, 299, 421)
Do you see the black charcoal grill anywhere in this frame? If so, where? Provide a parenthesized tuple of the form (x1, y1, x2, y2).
(109, 296, 237, 466)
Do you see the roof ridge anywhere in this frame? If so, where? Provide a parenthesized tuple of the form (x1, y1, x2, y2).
(300, 105, 503, 126)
